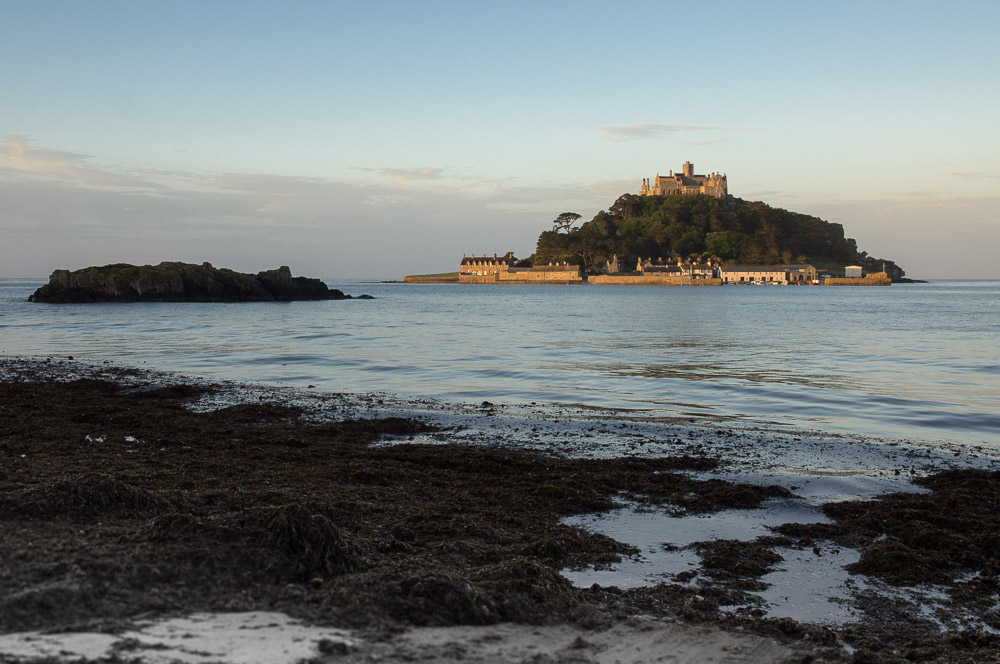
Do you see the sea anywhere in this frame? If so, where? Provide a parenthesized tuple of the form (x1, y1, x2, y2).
(1, 278, 998, 449)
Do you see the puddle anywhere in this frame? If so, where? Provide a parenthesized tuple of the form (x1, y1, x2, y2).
(757, 544, 866, 623)
(562, 497, 830, 588)
(561, 497, 877, 625)
(685, 468, 931, 504)
(0, 612, 355, 664)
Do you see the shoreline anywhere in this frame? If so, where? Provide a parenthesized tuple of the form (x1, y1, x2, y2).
(2, 356, 999, 662)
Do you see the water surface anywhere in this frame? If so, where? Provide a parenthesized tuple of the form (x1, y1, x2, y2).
(2, 278, 997, 447)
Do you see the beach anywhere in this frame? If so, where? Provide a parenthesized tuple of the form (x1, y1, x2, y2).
(2, 356, 999, 663)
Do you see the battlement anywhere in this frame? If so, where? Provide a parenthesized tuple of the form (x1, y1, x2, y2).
(639, 161, 727, 199)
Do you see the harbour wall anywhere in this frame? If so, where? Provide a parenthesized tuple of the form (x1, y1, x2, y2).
(825, 276, 891, 286)
(588, 275, 722, 286)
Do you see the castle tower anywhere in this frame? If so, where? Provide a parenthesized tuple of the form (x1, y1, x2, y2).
(682, 161, 694, 178)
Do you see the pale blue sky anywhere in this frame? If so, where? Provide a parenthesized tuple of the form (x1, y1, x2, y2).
(2, 0, 998, 278)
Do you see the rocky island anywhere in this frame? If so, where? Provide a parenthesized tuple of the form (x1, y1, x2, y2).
(428, 162, 911, 286)
(28, 262, 367, 303)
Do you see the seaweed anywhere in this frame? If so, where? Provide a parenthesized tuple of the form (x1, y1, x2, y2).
(773, 469, 1000, 589)
(0, 474, 175, 520)
(694, 538, 787, 591)
(2, 371, 756, 634)
(260, 504, 371, 578)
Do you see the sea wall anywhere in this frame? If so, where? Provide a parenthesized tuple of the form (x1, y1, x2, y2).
(458, 276, 584, 285)
(499, 270, 582, 283)
(589, 275, 722, 286)
(459, 271, 583, 284)
(403, 275, 460, 283)
(825, 276, 891, 286)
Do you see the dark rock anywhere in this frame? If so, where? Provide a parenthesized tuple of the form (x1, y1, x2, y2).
(256, 266, 348, 301)
(28, 262, 358, 303)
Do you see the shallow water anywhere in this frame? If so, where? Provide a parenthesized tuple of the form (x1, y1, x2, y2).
(561, 493, 875, 624)
(562, 497, 835, 589)
(1, 278, 997, 448)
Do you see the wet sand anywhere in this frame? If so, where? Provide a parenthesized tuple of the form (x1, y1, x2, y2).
(2, 356, 999, 663)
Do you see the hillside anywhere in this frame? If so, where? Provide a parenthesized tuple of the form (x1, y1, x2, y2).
(530, 194, 905, 279)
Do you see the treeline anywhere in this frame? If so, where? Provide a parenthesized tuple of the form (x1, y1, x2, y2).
(528, 194, 903, 277)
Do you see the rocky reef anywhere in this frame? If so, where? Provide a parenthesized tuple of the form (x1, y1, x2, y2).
(28, 262, 365, 303)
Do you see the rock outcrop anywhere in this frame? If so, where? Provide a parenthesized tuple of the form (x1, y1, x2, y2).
(28, 263, 359, 303)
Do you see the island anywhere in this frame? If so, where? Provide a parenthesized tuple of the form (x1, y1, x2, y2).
(407, 161, 910, 286)
(28, 262, 370, 303)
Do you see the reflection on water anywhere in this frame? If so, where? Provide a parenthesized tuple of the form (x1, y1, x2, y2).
(1, 279, 998, 447)
(608, 361, 861, 392)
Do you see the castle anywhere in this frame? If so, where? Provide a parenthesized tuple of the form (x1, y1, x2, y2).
(639, 161, 727, 199)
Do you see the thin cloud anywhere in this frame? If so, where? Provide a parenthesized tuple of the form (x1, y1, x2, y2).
(595, 123, 728, 142)
(682, 137, 739, 147)
(951, 170, 1000, 180)
(0, 134, 161, 189)
(378, 166, 445, 182)
(742, 189, 785, 199)
(209, 173, 334, 195)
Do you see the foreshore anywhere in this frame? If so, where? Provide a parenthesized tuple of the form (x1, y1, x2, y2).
(2, 356, 999, 663)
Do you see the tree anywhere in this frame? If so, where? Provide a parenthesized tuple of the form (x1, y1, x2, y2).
(531, 192, 903, 274)
(571, 220, 607, 267)
(534, 230, 574, 265)
(552, 212, 582, 233)
(608, 194, 641, 221)
(705, 231, 740, 260)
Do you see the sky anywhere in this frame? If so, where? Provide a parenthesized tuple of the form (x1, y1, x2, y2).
(2, 1, 998, 279)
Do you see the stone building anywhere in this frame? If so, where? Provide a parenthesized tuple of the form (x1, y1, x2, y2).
(784, 264, 819, 284)
(459, 253, 514, 278)
(459, 254, 582, 284)
(590, 255, 722, 285)
(637, 256, 719, 280)
(720, 264, 818, 284)
(639, 161, 728, 199)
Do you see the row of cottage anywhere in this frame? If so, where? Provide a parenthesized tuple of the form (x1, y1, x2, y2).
(459, 254, 889, 286)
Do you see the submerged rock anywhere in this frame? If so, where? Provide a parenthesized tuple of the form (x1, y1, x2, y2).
(28, 262, 359, 303)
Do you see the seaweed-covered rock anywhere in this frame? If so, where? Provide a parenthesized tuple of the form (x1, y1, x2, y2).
(28, 262, 353, 303)
(0, 473, 175, 519)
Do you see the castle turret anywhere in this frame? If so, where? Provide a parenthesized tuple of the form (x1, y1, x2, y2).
(682, 161, 694, 177)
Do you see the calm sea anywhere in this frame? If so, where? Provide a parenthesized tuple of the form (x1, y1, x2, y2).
(1, 278, 997, 447)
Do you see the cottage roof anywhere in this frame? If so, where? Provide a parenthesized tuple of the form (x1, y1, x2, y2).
(460, 254, 514, 266)
(510, 265, 580, 273)
(720, 265, 787, 272)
